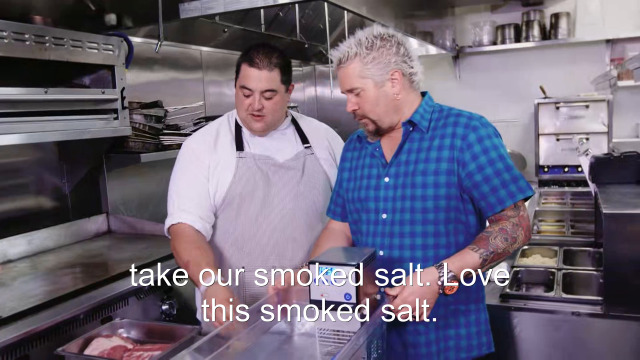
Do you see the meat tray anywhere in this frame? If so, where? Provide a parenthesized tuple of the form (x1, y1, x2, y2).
(56, 319, 200, 360)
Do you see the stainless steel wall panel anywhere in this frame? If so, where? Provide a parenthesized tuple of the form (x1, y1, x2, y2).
(127, 40, 206, 121)
(104, 158, 176, 224)
(201, 50, 237, 116)
(295, 65, 318, 119)
(314, 65, 359, 140)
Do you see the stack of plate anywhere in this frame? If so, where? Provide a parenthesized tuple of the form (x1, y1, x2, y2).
(114, 101, 219, 153)
(160, 116, 219, 150)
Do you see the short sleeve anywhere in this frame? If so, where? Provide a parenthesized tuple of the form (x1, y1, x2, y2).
(164, 139, 216, 240)
(459, 118, 534, 219)
(326, 140, 353, 222)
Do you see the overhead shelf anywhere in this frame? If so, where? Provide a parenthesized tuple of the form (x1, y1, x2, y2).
(617, 80, 640, 88)
(108, 150, 180, 163)
(105, 150, 180, 171)
(625, 53, 640, 83)
(458, 37, 604, 55)
(612, 138, 640, 153)
(424, 33, 640, 58)
(591, 69, 618, 92)
(591, 72, 640, 92)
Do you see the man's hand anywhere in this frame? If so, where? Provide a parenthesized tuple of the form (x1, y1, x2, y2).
(267, 267, 310, 297)
(384, 267, 440, 321)
(202, 283, 237, 328)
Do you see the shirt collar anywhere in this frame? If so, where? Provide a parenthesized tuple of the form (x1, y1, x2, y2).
(355, 91, 436, 140)
(236, 111, 292, 134)
(408, 91, 435, 133)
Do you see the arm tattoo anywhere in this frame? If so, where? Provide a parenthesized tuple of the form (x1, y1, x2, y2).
(467, 200, 532, 270)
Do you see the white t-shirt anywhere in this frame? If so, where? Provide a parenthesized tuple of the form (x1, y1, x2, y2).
(164, 110, 344, 240)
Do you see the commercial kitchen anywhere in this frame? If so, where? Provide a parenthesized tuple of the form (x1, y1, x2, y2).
(1, 0, 639, 359)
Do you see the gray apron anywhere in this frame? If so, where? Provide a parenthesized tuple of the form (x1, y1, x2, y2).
(207, 116, 331, 307)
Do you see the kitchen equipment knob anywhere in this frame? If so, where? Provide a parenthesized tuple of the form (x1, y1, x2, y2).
(161, 296, 178, 320)
(563, 167, 569, 173)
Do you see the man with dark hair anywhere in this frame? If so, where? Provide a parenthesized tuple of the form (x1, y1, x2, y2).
(165, 43, 344, 329)
(234, 43, 292, 89)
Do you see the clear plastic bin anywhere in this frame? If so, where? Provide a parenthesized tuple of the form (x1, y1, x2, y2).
(174, 287, 386, 360)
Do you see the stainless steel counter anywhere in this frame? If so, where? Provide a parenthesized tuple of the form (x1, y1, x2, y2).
(484, 254, 640, 360)
(0, 233, 171, 321)
(595, 183, 640, 316)
(596, 184, 640, 213)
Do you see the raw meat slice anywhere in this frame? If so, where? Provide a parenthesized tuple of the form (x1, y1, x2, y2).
(122, 343, 171, 360)
(83, 335, 135, 360)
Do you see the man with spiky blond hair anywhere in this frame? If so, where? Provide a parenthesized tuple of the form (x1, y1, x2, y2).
(305, 25, 534, 359)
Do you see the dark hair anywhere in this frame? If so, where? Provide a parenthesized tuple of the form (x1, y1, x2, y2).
(234, 43, 292, 89)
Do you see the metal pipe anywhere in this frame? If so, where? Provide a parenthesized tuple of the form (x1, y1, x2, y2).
(344, 10, 348, 39)
(155, 0, 164, 53)
(260, 9, 265, 33)
(295, 4, 300, 40)
(324, 2, 333, 98)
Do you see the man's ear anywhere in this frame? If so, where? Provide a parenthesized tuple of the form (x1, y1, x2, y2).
(287, 83, 295, 95)
(389, 69, 403, 92)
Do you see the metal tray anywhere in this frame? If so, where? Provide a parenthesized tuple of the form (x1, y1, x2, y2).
(537, 189, 594, 210)
(514, 246, 559, 268)
(561, 247, 603, 270)
(56, 319, 200, 360)
(532, 209, 595, 240)
(504, 268, 557, 298)
(560, 270, 603, 300)
(513, 246, 603, 271)
(501, 268, 603, 304)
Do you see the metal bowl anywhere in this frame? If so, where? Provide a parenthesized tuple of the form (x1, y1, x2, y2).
(521, 19, 544, 42)
(522, 9, 546, 37)
(496, 23, 520, 45)
(549, 12, 572, 39)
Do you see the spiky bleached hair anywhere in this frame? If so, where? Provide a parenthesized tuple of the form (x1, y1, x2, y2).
(330, 24, 422, 91)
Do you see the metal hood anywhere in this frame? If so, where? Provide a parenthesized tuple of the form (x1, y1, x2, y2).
(0, 0, 520, 62)
(125, 0, 449, 63)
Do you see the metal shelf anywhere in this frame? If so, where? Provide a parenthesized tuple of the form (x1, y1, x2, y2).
(451, 33, 640, 56)
(0, 127, 131, 146)
(625, 53, 640, 72)
(617, 81, 640, 88)
(105, 150, 180, 171)
(591, 75, 640, 92)
(458, 37, 604, 55)
(108, 150, 179, 162)
(611, 138, 640, 153)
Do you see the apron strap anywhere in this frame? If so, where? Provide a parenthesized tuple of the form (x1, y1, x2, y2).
(235, 119, 244, 152)
(234, 115, 312, 152)
(290, 115, 312, 149)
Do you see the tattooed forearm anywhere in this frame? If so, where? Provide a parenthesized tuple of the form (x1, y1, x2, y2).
(467, 200, 532, 270)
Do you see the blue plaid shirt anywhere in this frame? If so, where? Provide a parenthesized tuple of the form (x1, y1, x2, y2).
(327, 93, 534, 359)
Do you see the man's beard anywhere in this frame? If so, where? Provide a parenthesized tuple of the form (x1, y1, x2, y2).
(357, 116, 395, 141)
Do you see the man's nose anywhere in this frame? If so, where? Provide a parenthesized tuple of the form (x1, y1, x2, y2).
(346, 98, 358, 113)
(251, 96, 264, 110)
